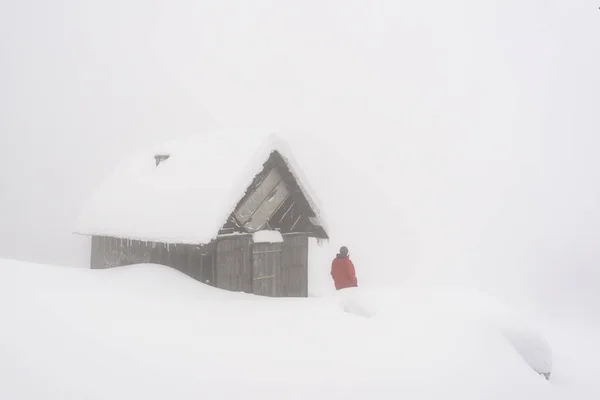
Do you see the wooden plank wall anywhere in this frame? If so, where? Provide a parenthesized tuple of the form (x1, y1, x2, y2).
(281, 233, 309, 297)
(252, 242, 282, 297)
(90, 233, 309, 297)
(90, 235, 216, 286)
(90, 235, 102, 269)
(215, 235, 252, 293)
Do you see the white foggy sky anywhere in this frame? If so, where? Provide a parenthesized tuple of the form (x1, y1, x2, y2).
(1, 1, 599, 315)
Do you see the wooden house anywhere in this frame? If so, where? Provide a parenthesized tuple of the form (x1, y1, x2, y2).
(75, 132, 329, 297)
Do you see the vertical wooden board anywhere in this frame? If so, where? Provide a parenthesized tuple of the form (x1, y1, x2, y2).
(118, 238, 126, 266)
(216, 240, 231, 290)
(154, 243, 161, 265)
(199, 245, 208, 285)
(103, 236, 111, 267)
(150, 241, 160, 265)
(198, 250, 207, 284)
(199, 244, 215, 286)
(134, 239, 149, 264)
(169, 244, 180, 272)
(129, 239, 137, 264)
(115, 238, 122, 266)
(157, 243, 164, 266)
(211, 243, 217, 286)
(95, 236, 102, 268)
(113, 238, 120, 266)
(240, 236, 252, 292)
(282, 234, 309, 297)
(240, 241, 252, 294)
(238, 237, 250, 292)
(276, 248, 289, 297)
(185, 245, 196, 280)
(118, 239, 130, 267)
(142, 241, 152, 263)
(90, 236, 97, 269)
(106, 237, 113, 267)
(145, 241, 153, 262)
(125, 239, 132, 265)
(182, 245, 196, 278)
(124, 239, 130, 265)
(161, 243, 170, 267)
(116, 238, 124, 266)
(171, 244, 183, 274)
(101, 236, 110, 268)
(109, 237, 116, 267)
(115, 237, 121, 266)
(90, 236, 100, 269)
(138, 241, 146, 264)
(252, 242, 282, 297)
(109, 237, 117, 267)
(108, 237, 115, 266)
(216, 235, 251, 292)
(174, 245, 185, 273)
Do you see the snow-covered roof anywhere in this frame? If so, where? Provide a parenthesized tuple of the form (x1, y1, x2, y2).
(75, 130, 328, 244)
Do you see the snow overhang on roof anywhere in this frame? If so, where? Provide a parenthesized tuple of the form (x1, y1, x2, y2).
(74, 130, 329, 244)
(252, 230, 284, 244)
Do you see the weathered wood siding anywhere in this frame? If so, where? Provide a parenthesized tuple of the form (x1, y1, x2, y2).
(90, 235, 101, 269)
(215, 235, 252, 293)
(252, 242, 282, 297)
(90, 236, 216, 285)
(280, 234, 309, 297)
(90, 232, 310, 297)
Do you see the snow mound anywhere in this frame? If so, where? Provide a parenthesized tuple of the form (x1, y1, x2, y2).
(502, 322, 553, 379)
(338, 287, 378, 318)
(368, 285, 553, 380)
(252, 230, 283, 243)
(1, 259, 560, 400)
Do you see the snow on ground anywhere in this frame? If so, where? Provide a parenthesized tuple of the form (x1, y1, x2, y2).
(1, 259, 596, 400)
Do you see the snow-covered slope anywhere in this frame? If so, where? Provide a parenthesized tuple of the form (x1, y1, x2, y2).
(1, 259, 594, 400)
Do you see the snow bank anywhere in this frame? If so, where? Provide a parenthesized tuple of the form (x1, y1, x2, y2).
(252, 230, 283, 243)
(364, 285, 553, 379)
(0, 258, 566, 400)
(337, 287, 378, 318)
(75, 130, 328, 244)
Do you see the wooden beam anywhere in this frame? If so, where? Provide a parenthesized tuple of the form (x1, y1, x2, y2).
(279, 201, 295, 224)
(290, 214, 302, 231)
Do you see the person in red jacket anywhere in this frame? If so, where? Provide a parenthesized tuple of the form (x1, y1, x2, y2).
(330, 246, 358, 290)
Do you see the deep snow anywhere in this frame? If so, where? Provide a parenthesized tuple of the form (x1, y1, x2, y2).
(2, 259, 597, 400)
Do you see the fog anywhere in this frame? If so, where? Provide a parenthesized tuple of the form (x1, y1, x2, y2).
(1, 1, 599, 318)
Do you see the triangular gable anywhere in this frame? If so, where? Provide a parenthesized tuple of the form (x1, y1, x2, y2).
(219, 150, 328, 239)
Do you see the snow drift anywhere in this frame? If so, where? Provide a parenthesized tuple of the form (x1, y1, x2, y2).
(0, 258, 565, 400)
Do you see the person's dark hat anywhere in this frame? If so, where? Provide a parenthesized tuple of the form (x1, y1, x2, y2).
(339, 246, 349, 257)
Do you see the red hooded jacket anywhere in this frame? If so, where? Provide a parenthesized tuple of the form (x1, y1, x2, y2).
(331, 255, 358, 290)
